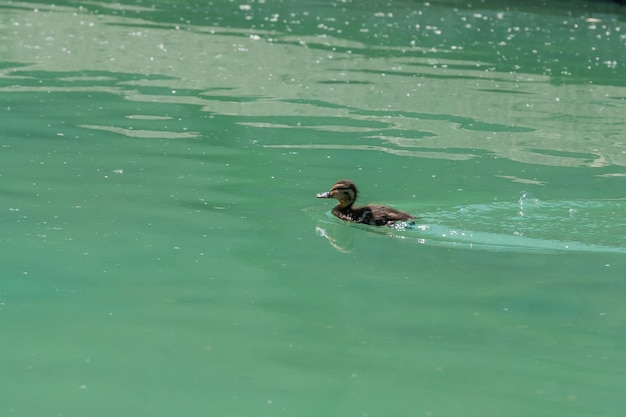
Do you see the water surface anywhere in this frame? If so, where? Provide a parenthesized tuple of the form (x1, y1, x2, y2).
(1, 1, 625, 416)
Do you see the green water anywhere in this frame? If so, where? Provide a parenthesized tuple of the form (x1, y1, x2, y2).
(1, 0, 625, 416)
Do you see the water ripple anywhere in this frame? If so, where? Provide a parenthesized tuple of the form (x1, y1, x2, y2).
(313, 198, 626, 254)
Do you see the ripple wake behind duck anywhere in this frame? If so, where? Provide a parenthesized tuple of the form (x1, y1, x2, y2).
(313, 195, 625, 254)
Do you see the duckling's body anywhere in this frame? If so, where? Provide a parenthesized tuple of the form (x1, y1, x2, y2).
(317, 180, 416, 226)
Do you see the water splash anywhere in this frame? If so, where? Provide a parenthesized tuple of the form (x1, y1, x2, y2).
(518, 191, 540, 216)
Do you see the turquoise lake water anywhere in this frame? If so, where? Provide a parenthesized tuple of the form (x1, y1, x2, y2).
(1, 0, 625, 416)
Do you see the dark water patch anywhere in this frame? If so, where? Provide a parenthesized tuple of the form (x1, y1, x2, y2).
(236, 114, 394, 130)
(370, 129, 436, 140)
(478, 88, 533, 95)
(317, 80, 374, 85)
(3, 69, 176, 87)
(280, 99, 350, 110)
(350, 68, 493, 82)
(199, 93, 267, 103)
(527, 148, 600, 161)
(352, 109, 536, 133)
(0, 61, 31, 71)
(405, 61, 499, 72)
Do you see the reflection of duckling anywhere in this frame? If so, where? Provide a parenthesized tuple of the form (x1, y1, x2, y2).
(317, 179, 416, 226)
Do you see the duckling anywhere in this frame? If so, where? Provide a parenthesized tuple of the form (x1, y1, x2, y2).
(317, 179, 416, 226)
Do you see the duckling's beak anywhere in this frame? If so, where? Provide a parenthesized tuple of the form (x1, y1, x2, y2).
(316, 191, 332, 199)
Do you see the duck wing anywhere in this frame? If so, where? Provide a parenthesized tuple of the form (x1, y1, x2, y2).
(352, 205, 416, 226)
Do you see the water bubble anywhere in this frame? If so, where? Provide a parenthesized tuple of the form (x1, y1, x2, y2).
(519, 191, 538, 203)
(519, 191, 539, 216)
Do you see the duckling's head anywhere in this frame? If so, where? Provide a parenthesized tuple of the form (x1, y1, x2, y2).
(317, 179, 358, 208)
